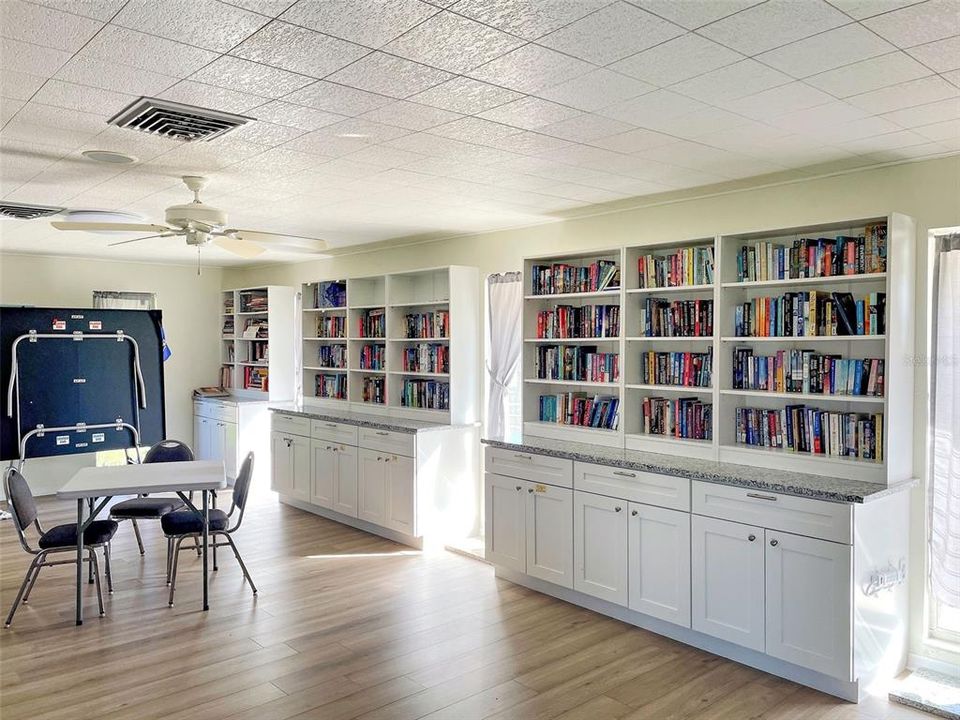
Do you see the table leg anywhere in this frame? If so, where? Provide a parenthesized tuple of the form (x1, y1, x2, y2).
(76, 499, 84, 626)
(87, 498, 95, 584)
(202, 489, 209, 611)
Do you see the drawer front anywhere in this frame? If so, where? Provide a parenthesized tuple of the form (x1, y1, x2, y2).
(213, 402, 237, 424)
(359, 427, 416, 457)
(485, 446, 573, 489)
(272, 413, 311, 438)
(574, 462, 689, 511)
(692, 481, 852, 544)
(194, 400, 216, 419)
(311, 419, 359, 446)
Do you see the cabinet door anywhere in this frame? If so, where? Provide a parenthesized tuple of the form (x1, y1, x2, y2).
(691, 514, 765, 652)
(209, 422, 225, 463)
(574, 491, 628, 605)
(525, 482, 573, 588)
(193, 414, 204, 460)
(290, 435, 311, 501)
(484, 473, 526, 573)
(270, 432, 292, 495)
(333, 444, 358, 518)
(310, 440, 336, 509)
(628, 503, 691, 627)
(195, 417, 213, 461)
(765, 531, 852, 680)
(357, 448, 387, 526)
(385, 454, 416, 536)
(222, 421, 238, 480)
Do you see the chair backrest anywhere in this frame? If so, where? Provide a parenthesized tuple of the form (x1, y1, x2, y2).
(144, 439, 194, 464)
(230, 452, 254, 527)
(3, 468, 39, 552)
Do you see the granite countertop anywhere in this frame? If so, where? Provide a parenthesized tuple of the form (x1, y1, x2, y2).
(270, 404, 475, 434)
(483, 436, 916, 504)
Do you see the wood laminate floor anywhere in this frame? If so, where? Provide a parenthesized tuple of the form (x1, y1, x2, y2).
(0, 493, 931, 720)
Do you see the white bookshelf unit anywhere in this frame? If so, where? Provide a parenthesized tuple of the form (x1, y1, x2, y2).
(300, 266, 480, 424)
(522, 213, 915, 484)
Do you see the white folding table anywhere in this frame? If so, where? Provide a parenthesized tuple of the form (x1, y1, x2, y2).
(58, 460, 226, 625)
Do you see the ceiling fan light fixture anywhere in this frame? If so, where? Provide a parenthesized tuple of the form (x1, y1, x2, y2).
(81, 150, 139, 165)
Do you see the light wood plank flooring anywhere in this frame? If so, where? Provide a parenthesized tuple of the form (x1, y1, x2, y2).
(0, 493, 929, 720)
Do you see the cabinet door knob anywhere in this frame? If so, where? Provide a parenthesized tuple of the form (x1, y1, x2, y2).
(748, 534, 756, 542)
(613, 471, 636, 478)
(770, 539, 779, 547)
(528, 488, 534, 493)
(325, 445, 332, 450)
(614, 506, 622, 512)
(631, 510, 638, 516)
(375, 431, 389, 436)
(514, 453, 532, 460)
(377, 456, 382, 461)
(515, 485, 522, 491)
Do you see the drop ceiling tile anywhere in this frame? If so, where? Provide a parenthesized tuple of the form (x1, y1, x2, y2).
(323, 118, 411, 144)
(0, 70, 47, 102)
(159, 80, 268, 115)
(386, 131, 469, 155)
(805, 115, 904, 142)
(409, 76, 523, 115)
(839, 128, 936, 152)
(27, 0, 127, 21)
(343, 144, 427, 168)
(112, 0, 269, 53)
(847, 75, 958, 113)
(469, 44, 594, 94)
(285, 81, 393, 116)
(769, 99, 869, 132)
(325, 52, 453, 99)
(252, 100, 348, 130)
(495, 131, 575, 155)
(806, 52, 933, 96)
(609, 33, 742, 86)
(631, 0, 765, 30)
(0, 37, 73, 76)
(0, 0, 103, 53)
(862, 0, 959, 47)
(231, 20, 370, 78)
(698, 0, 849, 55)
(32, 79, 135, 116)
(280, 0, 438, 47)
(538, 2, 684, 65)
(670, 60, 792, 104)
(80, 25, 219, 79)
(661, 107, 752, 139)
(588, 127, 676, 152)
(906, 35, 960, 72)
(56, 54, 179, 96)
(478, 96, 582, 130)
(360, 101, 463, 130)
(452, 0, 612, 40)
(882, 96, 960, 126)
(600, 89, 709, 126)
(427, 117, 522, 144)
(0, 99, 24, 123)
(537, 69, 654, 112)
(756, 23, 896, 78)
(695, 122, 795, 152)
(944, 69, 960, 88)
(914, 117, 960, 141)
(225, 0, 298, 16)
(190, 56, 313, 99)
(721, 82, 836, 121)
(384, 11, 524, 73)
(860, 140, 953, 161)
(537, 113, 635, 142)
(825, 0, 925, 20)
(227, 120, 306, 147)
(3, 102, 109, 150)
(541, 183, 629, 204)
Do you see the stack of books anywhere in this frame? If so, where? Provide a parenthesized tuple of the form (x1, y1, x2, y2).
(247, 341, 268, 363)
(640, 350, 712, 387)
(735, 406, 883, 460)
(534, 346, 619, 383)
(405, 311, 449, 338)
(243, 318, 268, 338)
(642, 298, 714, 337)
(734, 291, 886, 337)
(538, 393, 619, 430)
(317, 316, 346, 338)
(222, 317, 234, 338)
(641, 397, 712, 440)
(317, 345, 347, 369)
(357, 308, 386, 338)
(535, 304, 619, 339)
(401, 379, 449, 410)
(401, 343, 448, 374)
(240, 290, 268, 313)
(357, 343, 386, 370)
(637, 246, 714, 288)
(732, 348, 885, 396)
(530, 260, 620, 295)
(315, 373, 347, 400)
(243, 366, 268, 392)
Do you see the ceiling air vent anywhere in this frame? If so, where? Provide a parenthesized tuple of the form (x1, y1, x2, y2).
(108, 97, 252, 142)
(0, 203, 65, 220)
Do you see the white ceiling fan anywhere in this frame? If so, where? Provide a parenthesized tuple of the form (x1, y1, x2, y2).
(50, 175, 328, 272)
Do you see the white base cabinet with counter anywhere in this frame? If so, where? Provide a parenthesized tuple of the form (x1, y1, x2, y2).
(484, 443, 910, 702)
(193, 397, 269, 484)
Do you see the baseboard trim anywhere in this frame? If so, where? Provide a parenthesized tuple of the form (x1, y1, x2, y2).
(278, 496, 423, 550)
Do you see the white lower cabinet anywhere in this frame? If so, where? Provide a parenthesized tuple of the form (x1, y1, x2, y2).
(358, 448, 387, 526)
(332, 444, 358, 517)
(574, 490, 628, 605)
(310, 440, 337, 510)
(484, 473, 527, 572)
(765, 530, 852, 680)
(384, 454, 416, 535)
(691, 514, 766, 652)
(270, 431, 310, 501)
(524, 481, 574, 588)
(628, 502, 691, 627)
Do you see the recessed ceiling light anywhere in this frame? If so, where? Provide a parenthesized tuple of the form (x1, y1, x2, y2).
(336, 133, 369, 138)
(82, 150, 139, 165)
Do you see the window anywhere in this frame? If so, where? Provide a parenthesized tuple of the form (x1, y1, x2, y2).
(484, 272, 523, 442)
(92, 290, 157, 310)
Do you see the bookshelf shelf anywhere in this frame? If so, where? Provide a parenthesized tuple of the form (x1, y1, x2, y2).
(390, 371, 450, 378)
(627, 285, 713, 295)
(720, 335, 885, 343)
(524, 290, 621, 301)
(626, 336, 713, 342)
(524, 337, 620, 344)
(525, 379, 619, 388)
(721, 272, 886, 289)
(719, 388, 884, 404)
(303, 366, 347, 372)
(625, 383, 712, 393)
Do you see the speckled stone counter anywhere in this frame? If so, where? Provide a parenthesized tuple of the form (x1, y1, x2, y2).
(483, 436, 916, 504)
(270, 404, 475, 434)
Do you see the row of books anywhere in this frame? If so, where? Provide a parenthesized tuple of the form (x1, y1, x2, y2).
(313, 281, 346, 309)
(357, 308, 386, 338)
(243, 319, 268, 339)
(640, 350, 712, 388)
(317, 316, 346, 338)
(246, 341, 268, 363)
(735, 406, 883, 460)
(222, 317, 234, 337)
(360, 376, 385, 404)
(316, 344, 347, 369)
(530, 260, 620, 296)
(219, 365, 232, 389)
(239, 290, 268, 313)
(535, 304, 620, 339)
(733, 291, 886, 337)
(357, 343, 386, 371)
(314, 373, 347, 400)
(642, 298, 714, 337)
(731, 348, 885, 396)
(735, 224, 887, 282)
(223, 297, 234, 314)
(637, 246, 714, 288)
(400, 379, 450, 410)
(534, 346, 620, 383)
(243, 366, 268, 392)
(405, 311, 449, 338)
(641, 397, 712, 440)
(401, 343, 449, 374)
(224, 344, 235, 363)
(538, 393, 620, 430)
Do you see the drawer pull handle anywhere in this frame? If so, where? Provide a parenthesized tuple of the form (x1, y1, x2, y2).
(325, 423, 338, 428)
(746, 492, 778, 501)
(748, 534, 756, 542)
(514, 453, 532, 460)
(325, 445, 332, 451)
(528, 488, 534, 493)
(515, 485, 522, 492)
(613, 471, 636, 478)
(770, 539, 779, 547)
(375, 431, 389, 436)
(631, 510, 638, 516)
(614, 506, 622, 512)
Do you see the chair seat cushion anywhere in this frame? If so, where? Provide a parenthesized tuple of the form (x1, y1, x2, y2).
(39, 520, 119, 549)
(161, 509, 229, 536)
(111, 496, 183, 518)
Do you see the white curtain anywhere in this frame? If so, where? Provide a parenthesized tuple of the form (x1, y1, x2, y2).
(931, 235, 960, 608)
(92, 291, 156, 310)
(486, 272, 523, 441)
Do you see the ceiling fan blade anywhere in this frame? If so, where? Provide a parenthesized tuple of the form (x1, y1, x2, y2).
(52, 221, 172, 233)
(108, 232, 178, 247)
(221, 228, 328, 251)
(213, 236, 266, 258)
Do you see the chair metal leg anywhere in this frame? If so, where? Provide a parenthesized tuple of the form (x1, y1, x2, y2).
(224, 534, 257, 595)
(131, 519, 145, 556)
(89, 548, 105, 617)
(104, 542, 114, 595)
(22, 553, 45, 604)
(213, 533, 218, 572)
(5, 555, 41, 627)
(193, 535, 201, 557)
(165, 538, 173, 585)
(168, 536, 187, 607)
